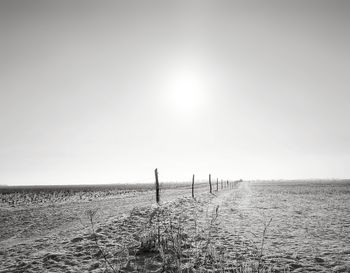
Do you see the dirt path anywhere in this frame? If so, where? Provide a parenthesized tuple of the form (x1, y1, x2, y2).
(213, 182, 350, 272)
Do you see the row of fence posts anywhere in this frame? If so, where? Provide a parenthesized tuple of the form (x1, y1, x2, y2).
(154, 168, 242, 204)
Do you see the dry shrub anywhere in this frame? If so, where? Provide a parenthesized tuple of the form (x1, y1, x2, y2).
(85, 196, 289, 273)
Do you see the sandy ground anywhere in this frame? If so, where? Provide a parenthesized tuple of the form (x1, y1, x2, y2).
(1, 181, 349, 272)
(215, 182, 350, 272)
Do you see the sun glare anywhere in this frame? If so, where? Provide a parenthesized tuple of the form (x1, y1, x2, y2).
(168, 68, 204, 114)
(158, 59, 211, 118)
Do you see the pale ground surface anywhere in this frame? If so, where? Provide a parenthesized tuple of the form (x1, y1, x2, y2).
(0, 181, 349, 272)
(216, 181, 350, 272)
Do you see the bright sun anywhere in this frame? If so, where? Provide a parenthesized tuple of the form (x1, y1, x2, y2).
(160, 60, 210, 118)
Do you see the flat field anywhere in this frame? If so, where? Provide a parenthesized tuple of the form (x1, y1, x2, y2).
(0, 180, 349, 272)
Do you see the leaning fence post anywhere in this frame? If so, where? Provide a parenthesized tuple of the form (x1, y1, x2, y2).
(155, 168, 160, 204)
(192, 174, 195, 198)
(209, 174, 212, 194)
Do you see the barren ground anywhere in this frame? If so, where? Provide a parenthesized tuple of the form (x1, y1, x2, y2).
(0, 181, 349, 272)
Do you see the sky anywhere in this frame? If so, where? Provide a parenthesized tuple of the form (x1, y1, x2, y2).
(1, 0, 350, 185)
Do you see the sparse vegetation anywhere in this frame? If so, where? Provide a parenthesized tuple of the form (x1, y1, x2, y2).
(1, 180, 350, 272)
(0, 182, 204, 209)
(82, 193, 284, 272)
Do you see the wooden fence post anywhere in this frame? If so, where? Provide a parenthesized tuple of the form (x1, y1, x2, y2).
(209, 174, 212, 194)
(192, 174, 195, 198)
(216, 178, 219, 191)
(221, 179, 223, 189)
(155, 168, 160, 204)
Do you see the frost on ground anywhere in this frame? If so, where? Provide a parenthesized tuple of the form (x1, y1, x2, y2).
(0, 181, 349, 272)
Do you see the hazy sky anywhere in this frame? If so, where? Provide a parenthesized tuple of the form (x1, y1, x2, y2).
(1, 0, 350, 185)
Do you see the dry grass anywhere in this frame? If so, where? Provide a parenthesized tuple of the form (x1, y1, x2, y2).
(1, 180, 349, 273)
(84, 193, 287, 273)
